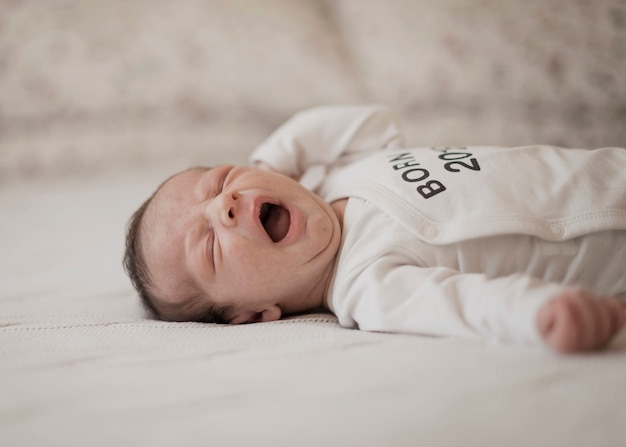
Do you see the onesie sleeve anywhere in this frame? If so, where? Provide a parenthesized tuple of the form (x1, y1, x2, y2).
(249, 105, 405, 180)
(331, 254, 565, 347)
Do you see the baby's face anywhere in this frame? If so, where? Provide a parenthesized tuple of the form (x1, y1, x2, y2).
(141, 165, 342, 323)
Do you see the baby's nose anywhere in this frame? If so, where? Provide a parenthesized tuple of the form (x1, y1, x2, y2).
(211, 192, 240, 227)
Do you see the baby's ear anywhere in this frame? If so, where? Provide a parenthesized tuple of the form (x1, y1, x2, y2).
(229, 305, 282, 325)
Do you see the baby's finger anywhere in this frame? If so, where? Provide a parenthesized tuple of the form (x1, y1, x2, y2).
(606, 298, 626, 336)
(590, 300, 612, 348)
(540, 295, 582, 353)
(587, 299, 625, 350)
(569, 294, 596, 350)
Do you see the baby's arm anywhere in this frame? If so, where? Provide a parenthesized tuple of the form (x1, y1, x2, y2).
(251, 105, 404, 179)
(537, 290, 625, 353)
(333, 255, 625, 351)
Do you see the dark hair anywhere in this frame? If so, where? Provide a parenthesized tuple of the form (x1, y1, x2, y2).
(123, 193, 161, 319)
(122, 168, 232, 324)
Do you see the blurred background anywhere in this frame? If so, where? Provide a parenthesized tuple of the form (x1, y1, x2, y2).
(1, 0, 625, 182)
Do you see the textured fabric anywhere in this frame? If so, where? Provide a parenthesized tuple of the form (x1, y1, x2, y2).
(1, 156, 626, 447)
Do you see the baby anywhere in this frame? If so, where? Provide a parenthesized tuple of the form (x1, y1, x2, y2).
(124, 105, 626, 354)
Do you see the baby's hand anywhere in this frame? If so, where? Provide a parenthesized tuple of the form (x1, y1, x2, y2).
(537, 289, 625, 354)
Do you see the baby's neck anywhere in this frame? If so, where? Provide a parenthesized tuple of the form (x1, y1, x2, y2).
(316, 198, 348, 311)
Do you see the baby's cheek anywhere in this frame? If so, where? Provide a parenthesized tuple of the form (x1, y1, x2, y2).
(226, 245, 275, 277)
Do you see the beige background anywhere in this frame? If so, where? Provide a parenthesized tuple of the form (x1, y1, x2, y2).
(1, 0, 625, 181)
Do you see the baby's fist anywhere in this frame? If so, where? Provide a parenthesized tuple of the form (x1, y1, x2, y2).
(537, 289, 625, 354)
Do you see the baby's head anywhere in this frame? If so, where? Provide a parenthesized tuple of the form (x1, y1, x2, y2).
(124, 164, 342, 324)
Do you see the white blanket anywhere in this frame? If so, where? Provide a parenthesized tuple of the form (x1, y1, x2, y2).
(1, 169, 625, 447)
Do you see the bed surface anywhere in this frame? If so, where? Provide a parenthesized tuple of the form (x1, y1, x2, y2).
(1, 169, 626, 446)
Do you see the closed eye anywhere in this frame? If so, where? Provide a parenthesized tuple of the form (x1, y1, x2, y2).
(205, 229, 216, 272)
(203, 165, 233, 271)
(207, 167, 232, 268)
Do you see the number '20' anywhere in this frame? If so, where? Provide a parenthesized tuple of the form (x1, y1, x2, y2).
(438, 152, 481, 173)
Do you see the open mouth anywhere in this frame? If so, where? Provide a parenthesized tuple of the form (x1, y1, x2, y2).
(259, 203, 290, 242)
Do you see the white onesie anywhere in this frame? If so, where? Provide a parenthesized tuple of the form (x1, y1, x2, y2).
(251, 105, 626, 345)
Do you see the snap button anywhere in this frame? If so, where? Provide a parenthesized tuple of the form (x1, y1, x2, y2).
(422, 224, 440, 240)
(548, 222, 565, 238)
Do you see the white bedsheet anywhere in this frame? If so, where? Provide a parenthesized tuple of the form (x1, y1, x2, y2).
(1, 169, 626, 447)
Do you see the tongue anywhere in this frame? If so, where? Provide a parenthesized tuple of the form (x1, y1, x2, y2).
(263, 205, 290, 242)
